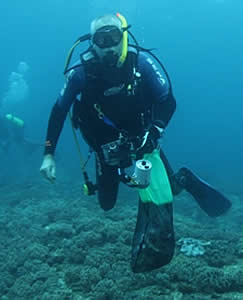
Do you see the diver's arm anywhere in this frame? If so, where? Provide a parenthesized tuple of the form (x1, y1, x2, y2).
(43, 102, 67, 155)
(138, 53, 176, 128)
(153, 93, 176, 128)
(44, 68, 86, 155)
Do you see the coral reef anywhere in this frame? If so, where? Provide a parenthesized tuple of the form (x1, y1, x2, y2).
(0, 181, 242, 299)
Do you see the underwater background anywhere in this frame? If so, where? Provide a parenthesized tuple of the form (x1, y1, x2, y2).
(0, 0, 243, 299)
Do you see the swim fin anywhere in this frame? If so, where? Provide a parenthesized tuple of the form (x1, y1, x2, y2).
(174, 167, 232, 217)
(131, 200, 175, 273)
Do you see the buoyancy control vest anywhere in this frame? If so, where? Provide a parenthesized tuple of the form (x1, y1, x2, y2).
(72, 49, 152, 151)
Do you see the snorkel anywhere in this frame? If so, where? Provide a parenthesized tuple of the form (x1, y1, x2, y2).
(116, 13, 128, 68)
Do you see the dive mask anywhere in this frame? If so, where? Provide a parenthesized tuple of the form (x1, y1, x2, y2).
(92, 26, 123, 49)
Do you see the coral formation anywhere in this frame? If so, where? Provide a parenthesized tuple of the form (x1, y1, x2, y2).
(0, 182, 242, 299)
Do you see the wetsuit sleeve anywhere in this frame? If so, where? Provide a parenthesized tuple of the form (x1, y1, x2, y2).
(44, 68, 86, 155)
(138, 53, 176, 128)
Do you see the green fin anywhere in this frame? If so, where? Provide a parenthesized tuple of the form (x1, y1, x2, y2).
(138, 149, 173, 205)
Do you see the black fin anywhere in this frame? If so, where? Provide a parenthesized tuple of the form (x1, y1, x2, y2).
(131, 200, 175, 273)
(175, 167, 232, 217)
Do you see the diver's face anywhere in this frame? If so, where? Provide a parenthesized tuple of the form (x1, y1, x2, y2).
(92, 26, 123, 67)
(93, 43, 123, 66)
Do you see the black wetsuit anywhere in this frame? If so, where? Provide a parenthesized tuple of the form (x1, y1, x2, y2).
(44, 51, 176, 205)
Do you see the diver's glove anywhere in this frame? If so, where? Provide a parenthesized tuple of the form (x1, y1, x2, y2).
(137, 121, 165, 156)
(40, 154, 56, 183)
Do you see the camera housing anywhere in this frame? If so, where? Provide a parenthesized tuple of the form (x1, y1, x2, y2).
(101, 138, 133, 168)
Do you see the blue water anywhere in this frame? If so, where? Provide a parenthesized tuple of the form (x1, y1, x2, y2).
(1, 2, 243, 299)
(0, 0, 242, 191)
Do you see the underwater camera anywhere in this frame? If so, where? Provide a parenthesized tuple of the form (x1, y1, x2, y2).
(101, 138, 133, 168)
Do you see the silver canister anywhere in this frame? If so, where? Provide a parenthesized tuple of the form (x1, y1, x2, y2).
(133, 159, 152, 188)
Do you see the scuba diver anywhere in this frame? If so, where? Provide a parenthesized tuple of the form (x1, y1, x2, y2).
(0, 113, 25, 152)
(40, 13, 231, 273)
(0, 113, 41, 154)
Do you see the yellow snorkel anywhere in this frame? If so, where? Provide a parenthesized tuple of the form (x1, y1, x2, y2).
(116, 13, 128, 68)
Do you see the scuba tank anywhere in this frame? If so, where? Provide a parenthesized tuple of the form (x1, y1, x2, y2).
(5, 114, 24, 127)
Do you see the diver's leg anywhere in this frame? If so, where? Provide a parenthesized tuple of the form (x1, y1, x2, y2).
(159, 148, 183, 195)
(95, 153, 120, 211)
(159, 149, 231, 216)
(160, 148, 232, 216)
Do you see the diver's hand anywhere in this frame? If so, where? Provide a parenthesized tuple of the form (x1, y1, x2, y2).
(138, 122, 164, 156)
(144, 126, 161, 153)
(40, 154, 56, 183)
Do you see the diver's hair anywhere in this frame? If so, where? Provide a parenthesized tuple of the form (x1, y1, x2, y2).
(90, 14, 122, 35)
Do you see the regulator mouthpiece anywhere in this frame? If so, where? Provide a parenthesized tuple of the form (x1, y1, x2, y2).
(133, 159, 152, 188)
